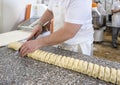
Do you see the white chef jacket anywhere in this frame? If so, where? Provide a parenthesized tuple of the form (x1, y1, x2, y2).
(112, 1, 120, 27)
(48, 0, 94, 56)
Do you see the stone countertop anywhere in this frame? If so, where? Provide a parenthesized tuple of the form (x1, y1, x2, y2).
(0, 46, 120, 85)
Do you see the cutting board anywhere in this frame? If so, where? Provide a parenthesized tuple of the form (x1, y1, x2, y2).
(0, 30, 31, 47)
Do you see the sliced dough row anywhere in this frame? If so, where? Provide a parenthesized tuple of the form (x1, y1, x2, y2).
(8, 42, 120, 85)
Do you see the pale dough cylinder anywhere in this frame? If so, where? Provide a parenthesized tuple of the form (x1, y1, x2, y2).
(98, 66, 105, 80)
(54, 55, 62, 66)
(110, 68, 117, 84)
(82, 61, 88, 74)
(117, 70, 120, 85)
(87, 62, 94, 76)
(77, 60, 84, 73)
(92, 64, 100, 78)
(72, 59, 80, 71)
(67, 58, 75, 70)
(63, 57, 71, 68)
(104, 67, 110, 82)
(8, 42, 22, 50)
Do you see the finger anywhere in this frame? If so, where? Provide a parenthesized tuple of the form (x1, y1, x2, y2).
(20, 44, 28, 57)
(21, 47, 28, 57)
(22, 50, 28, 57)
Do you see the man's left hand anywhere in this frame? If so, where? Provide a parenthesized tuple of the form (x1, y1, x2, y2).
(19, 40, 40, 57)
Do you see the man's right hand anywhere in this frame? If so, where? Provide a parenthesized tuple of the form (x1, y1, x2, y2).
(27, 25, 43, 41)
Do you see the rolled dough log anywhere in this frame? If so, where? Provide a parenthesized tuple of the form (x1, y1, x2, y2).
(8, 41, 120, 85)
(8, 42, 22, 50)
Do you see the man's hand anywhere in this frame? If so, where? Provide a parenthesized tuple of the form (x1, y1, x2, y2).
(27, 25, 42, 41)
(19, 40, 40, 57)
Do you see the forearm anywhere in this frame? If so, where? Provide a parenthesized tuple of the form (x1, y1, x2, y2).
(38, 9, 53, 25)
(37, 28, 72, 47)
(112, 9, 120, 14)
(37, 23, 81, 48)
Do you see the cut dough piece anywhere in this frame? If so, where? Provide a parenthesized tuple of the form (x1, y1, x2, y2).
(92, 64, 100, 78)
(48, 53, 57, 64)
(64, 57, 71, 68)
(45, 53, 53, 63)
(59, 56, 67, 67)
(67, 58, 75, 70)
(117, 69, 120, 85)
(110, 68, 117, 84)
(82, 61, 88, 74)
(87, 62, 94, 76)
(32, 50, 43, 60)
(54, 55, 62, 66)
(8, 42, 22, 50)
(40, 51, 49, 62)
(32, 51, 45, 60)
(77, 60, 84, 73)
(35, 51, 43, 61)
(72, 59, 80, 71)
(51, 54, 57, 65)
(104, 67, 110, 82)
(98, 66, 105, 80)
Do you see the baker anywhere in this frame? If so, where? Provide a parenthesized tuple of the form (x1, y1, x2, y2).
(20, 0, 94, 57)
(111, 0, 120, 48)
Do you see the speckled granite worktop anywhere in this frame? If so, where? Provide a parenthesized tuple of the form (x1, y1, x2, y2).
(0, 46, 120, 85)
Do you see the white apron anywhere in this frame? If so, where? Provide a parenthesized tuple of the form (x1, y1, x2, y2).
(52, 1, 93, 56)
